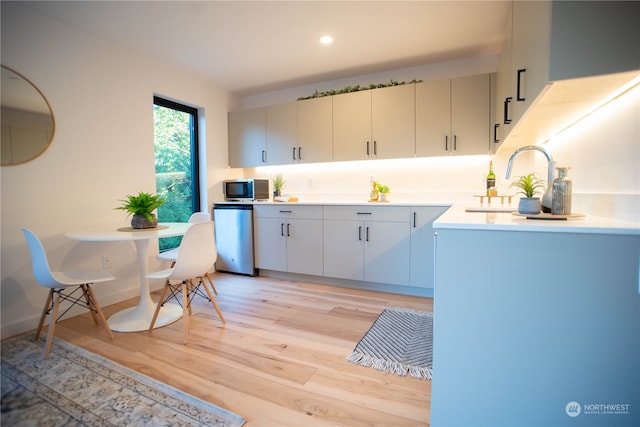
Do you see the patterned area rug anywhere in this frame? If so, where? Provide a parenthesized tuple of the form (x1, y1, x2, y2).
(347, 307, 433, 380)
(1, 334, 245, 426)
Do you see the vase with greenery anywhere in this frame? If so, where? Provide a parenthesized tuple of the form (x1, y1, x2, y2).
(272, 174, 285, 198)
(510, 173, 546, 214)
(376, 183, 390, 201)
(115, 191, 167, 228)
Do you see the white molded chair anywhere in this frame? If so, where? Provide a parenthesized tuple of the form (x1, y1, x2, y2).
(156, 212, 217, 295)
(147, 221, 225, 344)
(21, 228, 115, 358)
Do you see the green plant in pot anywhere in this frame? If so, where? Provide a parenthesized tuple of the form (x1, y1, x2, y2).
(510, 173, 546, 214)
(272, 174, 285, 198)
(115, 191, 167, 229)
(376, 183, 390, 201)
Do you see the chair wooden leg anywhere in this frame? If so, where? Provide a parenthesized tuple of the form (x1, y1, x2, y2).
(204, 272, 218, 295)
(81, 284, 100, 325)
(43, 291, 62, 358)
(35, 289, 54, 341)
(85, 284, 114, 340)
(182, 281, 189, 344)
(149, 283, 170, 332)
(201, 277, 226, 325)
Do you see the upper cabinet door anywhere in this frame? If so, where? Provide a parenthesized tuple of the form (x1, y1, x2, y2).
(415, 79, 451, 157)
(265, 101, 298, 165)
(371, 84, 416, 159)
(297, 96, 333, 164)
(228, 107, 266, 168)
(450, 74, 491, 156)
(333, 90, 372, 161)
(511, 0, 551, 124)
(416, 75, 491, 157)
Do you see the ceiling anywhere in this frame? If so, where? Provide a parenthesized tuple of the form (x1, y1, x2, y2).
(26, 1, 510, 97)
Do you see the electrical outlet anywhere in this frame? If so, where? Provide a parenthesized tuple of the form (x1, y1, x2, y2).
(102, 255, 112, 269)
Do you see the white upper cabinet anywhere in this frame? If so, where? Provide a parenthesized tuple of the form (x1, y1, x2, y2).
(416, 74, 491, 157)
(497, 0, 640, 150)
(228, 107, 267, 168)
(334, 84, 415, 161)
(371, 84, 416, 160)
(265, 101, 298, 165)
(333, 90, 372, 161)
(297, 96, 333, 164)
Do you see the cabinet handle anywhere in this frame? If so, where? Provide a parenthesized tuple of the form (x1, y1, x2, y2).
(262, 150, 267, 163)
(373, 141, 377, 156)
(292, 147, 296, 160)
(280, 223, 284, 236)
(517, 68, 526, 101)
(366, 226, 370, 242)
(287, 223, 291, 237)
(504, 97, 512, 124)
(358, 226, 362, 241)
(413, 212, 417, 228)
(494, 123, 500, 144)
(356, 212, 372, 215)
(298, 146, 302, 160)
(366, 141, 370, 156)
(279, 210, 292, 213)
(453, 135, 457, 151)
(445, 135, 448, 151)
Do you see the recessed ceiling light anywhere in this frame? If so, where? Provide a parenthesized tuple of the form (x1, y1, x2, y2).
(320, 35, 333, 45)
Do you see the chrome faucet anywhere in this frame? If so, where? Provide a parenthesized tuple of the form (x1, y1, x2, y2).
(505, 145, 555, 212)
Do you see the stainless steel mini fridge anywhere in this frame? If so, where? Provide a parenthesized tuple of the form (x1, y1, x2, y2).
(212, 203, 257, 276)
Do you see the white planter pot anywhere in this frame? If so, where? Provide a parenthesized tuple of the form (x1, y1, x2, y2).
(518, 197, 541, 214)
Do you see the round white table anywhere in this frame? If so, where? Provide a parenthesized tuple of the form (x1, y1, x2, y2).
(65, 222, 192, 332)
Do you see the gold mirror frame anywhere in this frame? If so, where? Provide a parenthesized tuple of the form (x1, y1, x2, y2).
(1, 65, 56, 166)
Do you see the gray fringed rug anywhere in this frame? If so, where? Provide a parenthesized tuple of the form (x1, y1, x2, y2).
(1, 334, 245, 426)
(347, 307, 433, 380)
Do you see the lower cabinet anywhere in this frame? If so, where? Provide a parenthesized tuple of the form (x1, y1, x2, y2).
(432, 228, 640, 426)
(253, 205, 323, 276)
(323, 206, 411, 286)
(409, 206, 450, 288)
(253, 203, 448, 293)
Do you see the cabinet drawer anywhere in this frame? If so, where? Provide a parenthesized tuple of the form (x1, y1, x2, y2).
(254, 204, 323, 219)
(323, 205, 410, 222)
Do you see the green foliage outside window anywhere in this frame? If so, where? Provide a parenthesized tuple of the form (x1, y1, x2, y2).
(153, 104, 194, 251)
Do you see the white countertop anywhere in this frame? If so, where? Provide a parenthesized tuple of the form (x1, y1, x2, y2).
(434, 205, 640, 235)
(214, 199, 639, 235)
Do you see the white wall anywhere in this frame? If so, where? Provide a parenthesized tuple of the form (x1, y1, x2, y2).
(0, 3, 233, 338)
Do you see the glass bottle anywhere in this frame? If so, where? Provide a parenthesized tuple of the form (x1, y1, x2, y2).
(486, 160, 496, 196)
(552, 167, 572, 215)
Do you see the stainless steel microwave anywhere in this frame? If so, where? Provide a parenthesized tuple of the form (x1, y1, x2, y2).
(223, 179, 269, 201)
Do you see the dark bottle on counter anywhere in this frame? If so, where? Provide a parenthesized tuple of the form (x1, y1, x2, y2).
(486, 160, 496, 196)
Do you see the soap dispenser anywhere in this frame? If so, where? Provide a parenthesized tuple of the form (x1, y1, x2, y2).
(370, 181, 379, 202)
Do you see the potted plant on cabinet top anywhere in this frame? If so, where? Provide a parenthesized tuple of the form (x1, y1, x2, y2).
(272, 174, 285, 198)
(115, 191, 167, 229)
(510, 173, 546, 214)
(376, 183, 391, 202)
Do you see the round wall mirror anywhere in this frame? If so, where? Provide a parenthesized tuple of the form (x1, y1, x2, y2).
(1, 65, 55, 166)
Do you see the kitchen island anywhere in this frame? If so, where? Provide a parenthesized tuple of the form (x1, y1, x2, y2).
(431, 207, 639, 427)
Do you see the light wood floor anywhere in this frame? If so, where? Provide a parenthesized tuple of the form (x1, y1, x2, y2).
(53, 273, 432, 426)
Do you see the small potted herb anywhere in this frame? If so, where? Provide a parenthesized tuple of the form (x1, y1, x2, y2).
(510, 173, 546, 214)
(115, 191, 167, 228)
(272, 174, 285, 198)
(376, 183, 390, 202)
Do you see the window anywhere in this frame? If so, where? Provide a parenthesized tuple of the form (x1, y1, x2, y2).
(153, 96, 200, 251)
